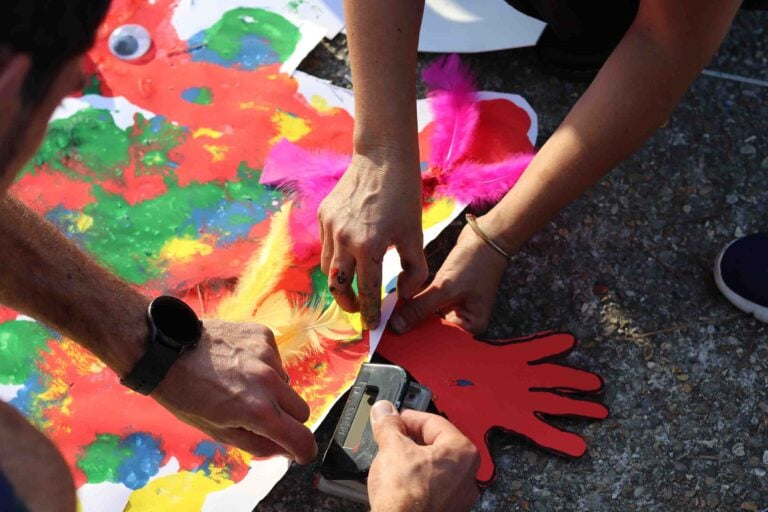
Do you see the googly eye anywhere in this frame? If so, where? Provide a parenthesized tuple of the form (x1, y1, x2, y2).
(108, 24, 152, 61)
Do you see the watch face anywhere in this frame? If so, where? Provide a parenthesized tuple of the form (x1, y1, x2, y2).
(150, 296, 202, 348)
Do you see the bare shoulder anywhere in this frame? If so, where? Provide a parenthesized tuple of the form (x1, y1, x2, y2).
(0, 402, 76, 512)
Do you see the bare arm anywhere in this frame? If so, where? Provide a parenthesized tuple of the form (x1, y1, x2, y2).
(0, 196, 317, 462)
(0, 196, 147, 374)
(319, 0, 427, 329)
(390, 0, 743, 335)
(481, 0, 742, 252)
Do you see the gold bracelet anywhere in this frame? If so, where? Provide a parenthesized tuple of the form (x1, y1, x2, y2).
(465, 214, 513, 261)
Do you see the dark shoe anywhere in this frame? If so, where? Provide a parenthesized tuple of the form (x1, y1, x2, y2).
(714, 233, 768, 323)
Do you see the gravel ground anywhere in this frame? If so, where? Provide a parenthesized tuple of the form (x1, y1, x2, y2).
(257, 9, 768, 511)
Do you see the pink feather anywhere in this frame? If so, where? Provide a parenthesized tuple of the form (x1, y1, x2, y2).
(437, 154, 534, 206)
(262, 139, 351, 260)
(422, 54, 480, 168)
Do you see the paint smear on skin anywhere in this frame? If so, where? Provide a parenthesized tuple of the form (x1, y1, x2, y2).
(124, 470, 232, 510)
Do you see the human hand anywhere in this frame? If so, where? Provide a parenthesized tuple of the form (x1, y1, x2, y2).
(152, 319, 317, 464)
(318, 147, 427, 330)
(368, 401, 479, 512)
(389, 220, 509, 335)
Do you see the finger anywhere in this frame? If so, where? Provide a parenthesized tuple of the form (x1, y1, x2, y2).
(256, 327, 288, 380)
(258, 405, 318, 465)
(532, 392, 609, 420)
(511, 333, 577, 362)
(328, 253, 359, 312)
(394, 239, 428, 300)
(526, 414, 588, 457)
(357, 254, 383, 330)
(389, 284, 453, 334)
(370, 400, 409, 449)
(527, 363, 603, 394)
(398, 409, 467, 447)
(443, 309, 481, 335)
(218, 426, 291, 459)
(320, 224, 334, 275)
(274, 379, 311, 423)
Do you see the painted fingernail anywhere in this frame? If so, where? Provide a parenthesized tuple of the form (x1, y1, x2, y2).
(389, 314, 406, 334)
(371, 400, 397, 423)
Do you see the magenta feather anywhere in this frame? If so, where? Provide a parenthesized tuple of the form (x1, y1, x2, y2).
(261, 139, 351, 260)
(437, 154, 534, 206)
(422, 54, 480, 168)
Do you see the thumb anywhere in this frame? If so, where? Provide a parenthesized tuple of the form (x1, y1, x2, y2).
(389, 284, 452, 334)
(370, 400, 407, 449)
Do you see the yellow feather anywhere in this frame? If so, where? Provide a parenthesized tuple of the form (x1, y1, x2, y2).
(217, 202, 293, 321)
(255, 295, 361, 366)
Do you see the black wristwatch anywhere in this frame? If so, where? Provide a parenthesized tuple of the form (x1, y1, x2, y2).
(121, 296, 203, 395)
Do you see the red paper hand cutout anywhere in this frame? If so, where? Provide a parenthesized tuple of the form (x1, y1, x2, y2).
(376, 317, 609, 484)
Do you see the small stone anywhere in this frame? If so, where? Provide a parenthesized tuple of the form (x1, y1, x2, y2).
(725, 194, 739, 205)
(748, 456, 760, 467)
(683, 204, 692, 213)
(735, 226, 745, 238)
(510, 480, 523, 491)
(740, 144, 756, 156)
(634, 486, 646, 498)
(557, 227, 570, 238)
(704, 477, 715, 486)
(676, 374, 690, 382)
(733, 443, 746, 457)
(681, 383, 692, 393)
(755, 468, 766, 477)
(741, 502, 759, 511)
(643, 344, 654, 361)
(707, 496, 720, 509)
(763, 450, 768, 465)
(761, 156, 768, 170)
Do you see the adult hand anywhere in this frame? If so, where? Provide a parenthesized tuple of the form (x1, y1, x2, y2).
(368, 401, 480, 512)
(318, 148, 427, 330)
(389, 221, 509, 335)
(152, 319, 317, 464)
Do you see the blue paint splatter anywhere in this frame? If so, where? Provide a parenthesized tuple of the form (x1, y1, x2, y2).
(188, 31, 280, 70)
(193, 440, 229, 475)
(455, 379, 474, 387)
(117, 434, 164, 489)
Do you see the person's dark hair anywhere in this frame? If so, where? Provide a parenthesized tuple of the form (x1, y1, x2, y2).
(2, 0, 111, 103)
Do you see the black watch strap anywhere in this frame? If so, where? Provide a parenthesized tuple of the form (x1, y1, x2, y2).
(120, 297, 202, 396)
(121, 331, 184, 395)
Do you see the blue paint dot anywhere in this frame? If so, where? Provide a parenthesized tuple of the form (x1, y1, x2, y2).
(117, 433, 164, 490)
(455, 379, 474, 387)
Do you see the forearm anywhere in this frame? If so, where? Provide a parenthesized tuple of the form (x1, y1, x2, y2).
(344, 0, 424, 156)
(483, 0, 740, 251)
(0, 196, 146, 375)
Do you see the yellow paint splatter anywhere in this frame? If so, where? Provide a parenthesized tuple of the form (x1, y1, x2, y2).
(193, 127, 224, 139)
(309, 95, 333, 113)
(203, 144, 230, 163)
(125, 471, 233, 511)
(239, 101, 269, 111)
(160, 237, 214, 263)
(270, 111, 310, 143)
(422, 198, 456, 230)
(62, 212, 94, 233)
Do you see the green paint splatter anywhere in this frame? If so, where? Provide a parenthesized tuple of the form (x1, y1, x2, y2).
(0, 321, 53, 385)
(25, 109, 131, 176)
(81, 170, 282, 284)
(203, 8, 301, 64)
(22, 109, 186, 180)
(81, 74, 103, 96)
(77, 434, 131, 483)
